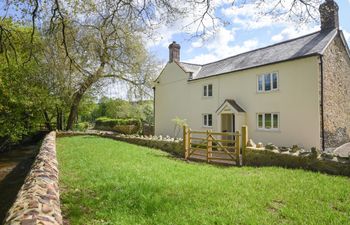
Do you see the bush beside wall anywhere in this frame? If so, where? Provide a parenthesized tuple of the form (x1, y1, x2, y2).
(3, 132, 62, 225)
(94, 117, 142, 134)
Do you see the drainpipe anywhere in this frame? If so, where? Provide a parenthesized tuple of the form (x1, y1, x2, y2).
(153, 87, 156, 129)
(320, 55, 325, 151)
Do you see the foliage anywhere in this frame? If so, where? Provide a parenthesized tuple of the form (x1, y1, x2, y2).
(0, 20, 55, 141)
(172, 117, 187, 138)
(58, 136, 350, 225)
(90, 97, 153, 124)
(94, 117, 142, 134)
(73, 122, 90, 132)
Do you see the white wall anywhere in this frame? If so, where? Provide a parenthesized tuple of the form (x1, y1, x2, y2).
(155, 56, 321, 149)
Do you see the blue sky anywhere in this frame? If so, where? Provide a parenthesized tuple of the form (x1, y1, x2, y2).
(147, 0, 350, 65)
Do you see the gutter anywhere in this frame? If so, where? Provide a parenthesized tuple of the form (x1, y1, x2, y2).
(320, 55, 325, 151)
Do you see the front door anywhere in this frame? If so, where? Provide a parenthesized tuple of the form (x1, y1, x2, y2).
(221, 113, 235, 141)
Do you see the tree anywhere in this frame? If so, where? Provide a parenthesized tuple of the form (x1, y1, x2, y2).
(0, 20, 55, 140)
(0, 0, 323, 131)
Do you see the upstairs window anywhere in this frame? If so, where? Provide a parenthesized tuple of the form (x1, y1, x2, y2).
(203, 114, 213, 127)
(257, 113, 279, 130)
(257, 72, 278, 92)
(203, 84, 213, 97)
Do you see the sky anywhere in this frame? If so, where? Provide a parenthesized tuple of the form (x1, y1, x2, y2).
(146, 0, 350, 65)
(1, 0, 349, 99)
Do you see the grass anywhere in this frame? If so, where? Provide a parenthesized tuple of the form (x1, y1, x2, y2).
(57, 136, 350, 225)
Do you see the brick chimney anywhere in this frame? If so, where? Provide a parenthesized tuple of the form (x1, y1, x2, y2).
(319, 0, 339, 31)
(168, 41, 180, 63)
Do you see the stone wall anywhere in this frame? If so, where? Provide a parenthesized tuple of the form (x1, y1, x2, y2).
(244, 147, 350, 177)
(323, 33, 350, 149)
(3, 132, 62, 225)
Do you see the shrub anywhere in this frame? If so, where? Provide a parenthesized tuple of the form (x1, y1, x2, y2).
(74, 122, 90, 131)
(94, 117, 141, 134)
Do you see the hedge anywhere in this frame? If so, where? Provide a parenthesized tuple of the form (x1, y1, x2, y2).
(94, 117, 142, 134)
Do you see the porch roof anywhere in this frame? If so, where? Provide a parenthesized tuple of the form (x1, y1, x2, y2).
(216, 99, 245, 114)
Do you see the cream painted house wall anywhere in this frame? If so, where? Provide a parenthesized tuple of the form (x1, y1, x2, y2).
(155, 56, 321, 149)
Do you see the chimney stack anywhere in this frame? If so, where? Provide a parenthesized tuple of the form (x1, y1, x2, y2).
(168, 41, 180, 63)
(319, 0, 339, 31)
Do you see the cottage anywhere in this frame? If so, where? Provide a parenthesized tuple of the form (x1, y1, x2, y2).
(154, 0, 350, 150)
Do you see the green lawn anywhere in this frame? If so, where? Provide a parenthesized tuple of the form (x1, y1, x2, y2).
(57, 136, 350, 225)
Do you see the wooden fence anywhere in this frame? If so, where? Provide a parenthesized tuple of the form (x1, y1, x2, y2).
(183, 126, 248, 166)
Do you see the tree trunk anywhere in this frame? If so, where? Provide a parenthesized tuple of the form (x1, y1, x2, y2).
(66, 63, 105, 130)
(43, 111, 52, 131)
(66, 92, 83, 130)
(56, 106, 63, 130)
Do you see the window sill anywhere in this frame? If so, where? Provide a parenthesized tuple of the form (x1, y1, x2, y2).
(256, 89, 279, 94)
(256, 128, 281, 133)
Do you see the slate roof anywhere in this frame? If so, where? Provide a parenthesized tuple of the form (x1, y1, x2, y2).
(216, 99, 246, 113)
(179, 29, 338, 80)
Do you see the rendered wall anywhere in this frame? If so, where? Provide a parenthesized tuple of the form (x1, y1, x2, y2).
(155, 57, 321, 149)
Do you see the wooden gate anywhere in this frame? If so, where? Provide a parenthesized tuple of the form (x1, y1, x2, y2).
(183, 126, 247, 166)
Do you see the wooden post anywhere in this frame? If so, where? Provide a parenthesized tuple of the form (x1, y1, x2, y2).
(235, 131, 240, 166)
(183, 126, 189, 160)
(207, 130, 212, 163)
(241, 126, 248, 166)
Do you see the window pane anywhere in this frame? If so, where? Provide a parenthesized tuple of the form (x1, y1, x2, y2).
(264, 74, 271, 91)
(258, 114, 263, 128)
(208, 114, 212, 126)
(208, 84, 213, 96)
(273, 114, 278, 128)
(258, 75, 263, 91)
(203, 115, 207, 126)
(272, 73, 278, 89)
(203, 86, 207, 96)
(265, 113, 271, 129)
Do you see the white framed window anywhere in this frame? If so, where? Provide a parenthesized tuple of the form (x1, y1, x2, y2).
(257, 113, 279, 130)
(203, 84, 213, 97)
(257, 72, 278, 92)
(203, 114, 213, 127)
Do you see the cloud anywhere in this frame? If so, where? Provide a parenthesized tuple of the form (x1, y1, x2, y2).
(271, 25, 319, 42)
(187, 36, 259, 64)
(222, 4, 278, 29)
(221, 1, 319, 30)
